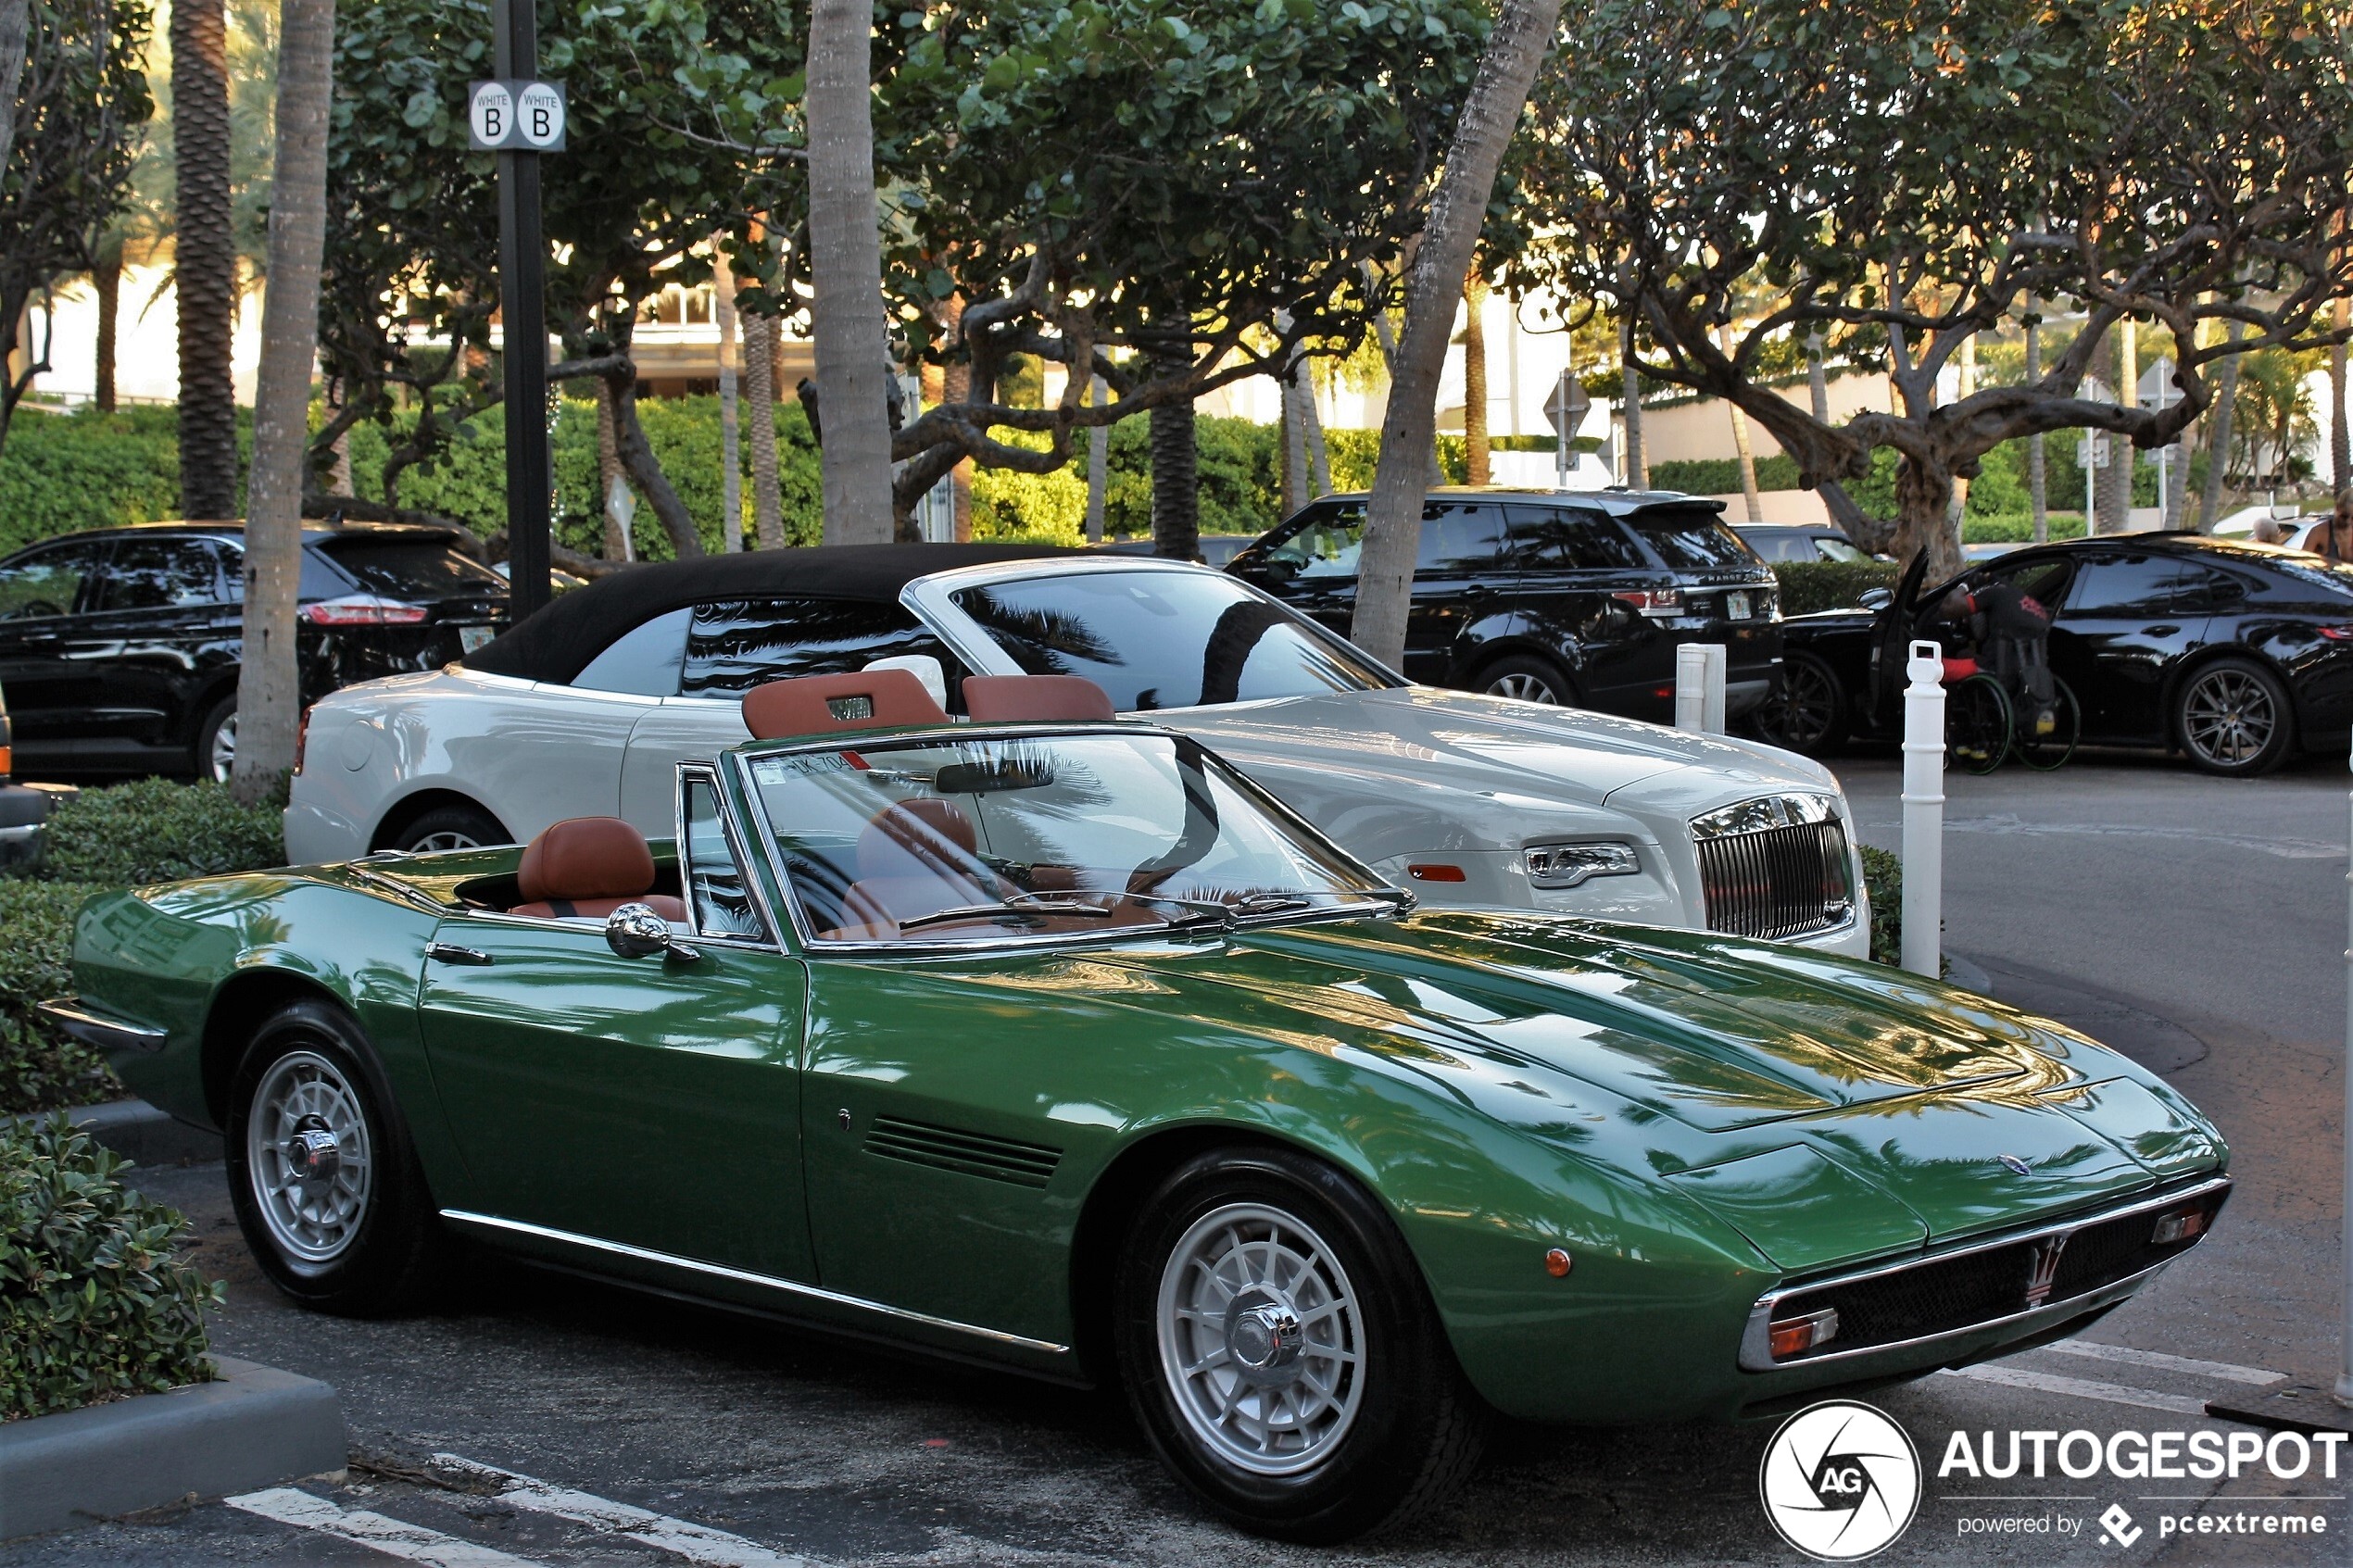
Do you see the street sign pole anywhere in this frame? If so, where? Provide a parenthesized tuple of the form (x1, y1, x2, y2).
(1542, 370, 1590, 492)
(494, 0, 551, 621)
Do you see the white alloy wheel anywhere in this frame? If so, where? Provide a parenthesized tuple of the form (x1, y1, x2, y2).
(245, 1048, 375, 1264)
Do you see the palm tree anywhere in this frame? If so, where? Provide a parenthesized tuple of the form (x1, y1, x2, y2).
(229, 0, 333, 800)
(1351, 0, 1563, 668)
(0, 0, 30, 176)
(1462, 267, 1490, 484)
(172, 0, 237, 519)
(805, 0, 895, 545)
(712, 245, 744, 552)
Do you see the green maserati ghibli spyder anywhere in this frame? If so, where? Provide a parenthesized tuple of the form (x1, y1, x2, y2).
(46, 671, 2228, 1541)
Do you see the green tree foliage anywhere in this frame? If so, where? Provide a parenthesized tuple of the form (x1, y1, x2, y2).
(0, 408, 188, 551)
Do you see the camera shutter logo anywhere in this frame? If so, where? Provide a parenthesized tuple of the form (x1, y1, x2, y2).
(1758, 1399, 1921, 1561)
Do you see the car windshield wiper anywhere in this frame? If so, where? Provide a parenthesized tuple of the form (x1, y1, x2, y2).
(892, 903, 1051, 933)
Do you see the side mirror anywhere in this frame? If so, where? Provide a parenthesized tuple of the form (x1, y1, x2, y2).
(862, 653, 947, 709)
(606, 902, 698, 962)
(1858, 587, 1894, 610)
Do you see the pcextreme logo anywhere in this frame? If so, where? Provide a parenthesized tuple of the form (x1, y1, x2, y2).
(1759, 1400, 1924, 1561)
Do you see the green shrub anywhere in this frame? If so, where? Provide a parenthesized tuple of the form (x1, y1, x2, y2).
(1962, 512, 2089, 544)
(0, 1116, 221, 1421)
(1649, 455, 1805, 495)
(1773, 559, 1902, 615)
(1860, 846, 1902, 967)
(0, 407, 233, 553)
(972, 460, 1089, 544)
(0, 883, 117, 1115)
(35, 779, 286, 886)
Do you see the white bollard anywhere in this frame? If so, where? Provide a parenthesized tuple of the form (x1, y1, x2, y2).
(2340, 736, 2353, 1407)
(1675, 643, 1728, 734)
(1900, 639, 1946, 977)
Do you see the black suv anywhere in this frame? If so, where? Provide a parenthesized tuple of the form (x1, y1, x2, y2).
(0, 521, 509, 781)
(1227, 486, 1781, 720)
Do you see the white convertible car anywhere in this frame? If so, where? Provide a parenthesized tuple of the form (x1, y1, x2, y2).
(286, 544, 1869, 956)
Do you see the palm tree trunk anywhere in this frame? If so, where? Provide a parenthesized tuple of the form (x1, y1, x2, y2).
(2332, 296, 2349, 494)
(2197, 320, 2244, 531)
(1463, 268, 1490, 485)
(743, 311, 784, 548)
(713, 246, 743, 553)
(1352, 0, 1562, 668)
(230, 0, 334, 802)
(172, 0, 239, 520)
(1620, 316, 1645, 488)
(1085, 374, 1107, 543)
(94, 244, 121, 413)
(1948, 333, 1975, 528)
(0, 0, 29, 178)
(594, 376, 630, 558)
(1281, 370, 1307, 515)
(938, 293, 973, 541)
(1150, 332, 1200, 562)
(805, 0, 895, 545)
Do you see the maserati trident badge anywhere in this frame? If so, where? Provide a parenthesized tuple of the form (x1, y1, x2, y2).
(1998, 1153, 2034, 1175)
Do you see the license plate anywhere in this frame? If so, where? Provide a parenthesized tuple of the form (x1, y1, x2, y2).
(1726, 592, 1752, 621)
(459, 625, 496, 654)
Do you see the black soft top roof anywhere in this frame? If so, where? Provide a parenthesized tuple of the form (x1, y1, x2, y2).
(465, 542, 1077, 685)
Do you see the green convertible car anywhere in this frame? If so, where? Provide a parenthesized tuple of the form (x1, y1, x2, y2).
(46, 670, 2229, 1540)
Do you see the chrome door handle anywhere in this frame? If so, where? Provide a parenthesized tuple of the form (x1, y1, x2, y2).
(426, 942, 493, 966)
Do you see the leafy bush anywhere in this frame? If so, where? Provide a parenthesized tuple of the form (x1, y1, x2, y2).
(1, 1116, 220, 1421)
(1773, 559, 1902, 615)
(34, 778, 286, 886)
(1860, 846, 1902, 967)
(0, 883, 117, 1115)
(1649, 455, 1805, 495)
(1962, 512, 2089, 544)
(0, 406, 248, 553)
(972, 459, 1089, 544)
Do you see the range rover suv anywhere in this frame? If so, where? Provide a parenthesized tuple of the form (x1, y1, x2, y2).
(1227, 487, 1782, 721)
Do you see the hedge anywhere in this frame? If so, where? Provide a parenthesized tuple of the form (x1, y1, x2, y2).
(1859, 847, 1903, 968)
(1, 1115, 221, 1421)
(1773, 559, 1902, 616)
(0, 883, 117, 1115)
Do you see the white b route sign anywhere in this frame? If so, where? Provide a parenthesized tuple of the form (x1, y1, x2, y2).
(468, 79, 567, 152)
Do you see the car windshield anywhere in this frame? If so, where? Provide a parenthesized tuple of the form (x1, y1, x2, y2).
(947, 569, 1397, 710)
(1626, 506, 1759, 570)
(746, 731, 1394, 946)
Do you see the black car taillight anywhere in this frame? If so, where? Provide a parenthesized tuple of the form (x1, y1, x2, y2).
(301, 594, 429, 625)
(292, 707, 310, 776)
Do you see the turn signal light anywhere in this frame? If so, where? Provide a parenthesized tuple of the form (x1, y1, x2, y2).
(2151, 1208, 2209, 1245)
(0, 744, 13, 779)
(1407, 863, 1466, 883)
(1768, 1307, 1840, 1360)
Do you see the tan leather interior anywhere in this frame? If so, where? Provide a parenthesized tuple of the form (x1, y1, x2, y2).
(512, 816, 686, 922)
(743, 669, 948, 741)
(962, 674, 1117, 723)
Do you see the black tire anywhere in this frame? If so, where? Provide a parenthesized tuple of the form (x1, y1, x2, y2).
(195, 695, 237, 784)
(2016, 678, 2082, 771)
(1113, 1147, 1488, 1543)
(1945, 673, 2013, 774)
(1477, 652, 1577, 707)
(383, 800, 509, 853)
(224, 998, 447, 1314)
(2174, 656, 2295, 776)
(1752, 651, 1849, 756)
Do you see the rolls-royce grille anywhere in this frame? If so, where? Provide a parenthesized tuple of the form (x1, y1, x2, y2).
(1758, 1181, 2230, 1365)
(1693, 811, 1855, 940)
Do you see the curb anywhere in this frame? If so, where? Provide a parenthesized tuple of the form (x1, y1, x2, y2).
(0, 1355, 345, 1539)
(7, 1099, 220, 1168)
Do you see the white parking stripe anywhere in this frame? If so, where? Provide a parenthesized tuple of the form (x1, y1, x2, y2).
(434, 1455, 816, 1568)
(2040, 1340, 2287, 1386)
(1941, 1364, 2210, 1416)
(228, 1488, 553, 1568)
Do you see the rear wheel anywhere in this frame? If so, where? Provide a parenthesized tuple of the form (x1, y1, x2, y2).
(1114, 1147, 1487, 1542)
(1752, 651, 1848, 756)
(383, 801, 508, 853)
(1945, 673, 2012, 774)
(195, 696, 237, 784)
(2015, 678, 2082, 771)
(1478, 653, 1575, 707)
(2175, 657, 2294, 775)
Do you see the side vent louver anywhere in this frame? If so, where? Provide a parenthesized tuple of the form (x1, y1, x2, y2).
(864, 1115, 1062, 1188)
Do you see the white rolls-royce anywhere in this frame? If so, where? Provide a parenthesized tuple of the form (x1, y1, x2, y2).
(285, 544, 1869, 956)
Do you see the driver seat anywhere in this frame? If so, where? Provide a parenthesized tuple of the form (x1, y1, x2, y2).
(840, 798, 1009, 934)
(511, 817, 687, 922)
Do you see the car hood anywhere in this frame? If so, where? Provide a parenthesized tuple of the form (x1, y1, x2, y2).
(1076, 909, 2221, 1259)
(1157, 686, 1843, 817)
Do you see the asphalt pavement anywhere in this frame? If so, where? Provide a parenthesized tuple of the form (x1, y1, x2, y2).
(7, 749, 2352, 1567)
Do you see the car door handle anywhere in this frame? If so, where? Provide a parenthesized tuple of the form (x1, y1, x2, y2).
(426, 942, 494, 966)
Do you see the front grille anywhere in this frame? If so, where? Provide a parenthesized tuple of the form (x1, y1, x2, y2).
(1758, 1181, 2230, 1365)
(1694, 814, 1854, 939)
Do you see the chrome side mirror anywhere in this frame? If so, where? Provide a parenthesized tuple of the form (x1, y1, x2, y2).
(1857, 587, 1894, 611)
(606, 902, 698, 962)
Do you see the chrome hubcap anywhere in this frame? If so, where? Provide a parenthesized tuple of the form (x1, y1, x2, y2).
(246, 1050, 373, 1264)
(1489, 671, 1559, 704)
(209, 712, 237, 783)
(1157, 1202, 1365, 1475)
(2184, 671, 2273, 766)
(409, 830, 482, 852)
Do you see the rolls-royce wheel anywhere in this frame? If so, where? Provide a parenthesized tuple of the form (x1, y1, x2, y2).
(1752, 651, 1849, 756)
(384, 801, 509, 853)
(2175, 657, 2294, 776)
(1114, 1147, 1487, 1543)
(225, 998, 446, 1314)
(1479, 654, 1575, 707)
(196, 696, 238, 784)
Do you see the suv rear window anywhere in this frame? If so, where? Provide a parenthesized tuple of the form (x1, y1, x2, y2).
(1624, 506, 1759, 571)
(315, 538, 507, 600)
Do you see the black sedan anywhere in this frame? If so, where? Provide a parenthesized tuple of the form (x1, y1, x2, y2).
(1755, 533, 2353, 775)
(0, 521, 509, 781)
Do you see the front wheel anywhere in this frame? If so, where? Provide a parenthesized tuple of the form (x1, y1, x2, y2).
(1114, 1148, 1487, 1543)
(195, 696, 237, 784)
(2175, 657, 2294, 775)
(1752, 651, 1848, 756)
(225, 999, 447, 1314)
(383, 801, 509, 854)
(1478, 653, 1575, 707)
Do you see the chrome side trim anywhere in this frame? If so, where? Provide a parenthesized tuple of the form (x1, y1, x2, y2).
(1738, 1174, 2232, 1373)
(437, 1209, 1074, 1357)
(38, 997, 169, 1054)
(674, 761, 782, 947)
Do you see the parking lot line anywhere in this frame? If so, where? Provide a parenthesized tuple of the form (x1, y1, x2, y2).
(2041, 1340, 2287, 1386)
(1940, 1364, 2211, 1416)
(227, 1487, 554, 1568)
(433, 1454, 817, 1568)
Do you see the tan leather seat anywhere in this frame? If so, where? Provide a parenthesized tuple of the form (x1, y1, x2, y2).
(962, 674, 1116, 723)
(840, 798, 1007, 934)
(511, 817, 687, 922)
(743, 669, 948, 741)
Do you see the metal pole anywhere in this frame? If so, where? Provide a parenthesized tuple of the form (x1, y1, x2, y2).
(2341, 735, 2353, 1406)
(495, 0, 551, 622)
(1901, 639, 1946, 976)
